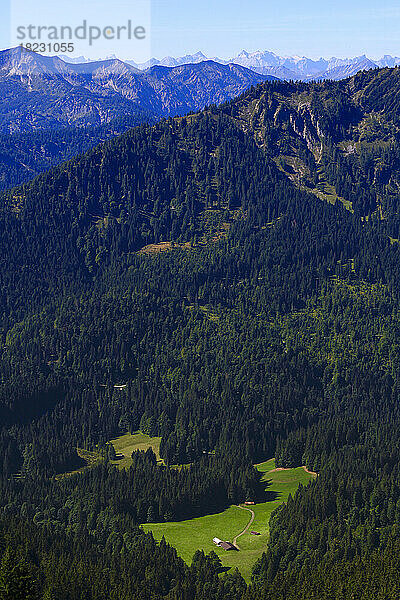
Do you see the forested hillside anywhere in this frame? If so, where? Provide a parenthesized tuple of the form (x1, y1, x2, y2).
(0, 114, 153, 190)
(2, 67, 400, 598)
(0, 47, 276, 189)
(221, 67, 400, 222)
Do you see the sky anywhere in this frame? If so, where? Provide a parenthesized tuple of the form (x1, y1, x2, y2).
(1, 0, 400, 61)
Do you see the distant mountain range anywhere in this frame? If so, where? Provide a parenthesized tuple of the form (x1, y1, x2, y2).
(0, 46, 277, 189)
(104, 50, 400, 81)
(41, 46, 400, 83)
(3, 45, 400, 191)
(0, 47, 278, 135)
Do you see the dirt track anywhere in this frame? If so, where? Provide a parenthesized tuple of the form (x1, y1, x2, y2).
(233, 506, 255, 549)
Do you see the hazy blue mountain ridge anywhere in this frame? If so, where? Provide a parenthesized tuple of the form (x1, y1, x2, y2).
(0, 47, 277, 188)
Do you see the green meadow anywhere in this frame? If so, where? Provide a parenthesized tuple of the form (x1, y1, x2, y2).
(143, 458, 316, 582)
(110, 432, 162, 469)
(107, 436, 316, 580)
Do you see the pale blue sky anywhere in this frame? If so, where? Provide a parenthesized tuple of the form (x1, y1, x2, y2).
(1, 0, 400, 60)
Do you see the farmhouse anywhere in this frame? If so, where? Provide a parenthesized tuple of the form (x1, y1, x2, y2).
(244, 500, 255, 505)
(213, 538, 237, 551)
(219, 541, 236, 551)
(213, 537, 222, 546)
(250, 531, 260, 536)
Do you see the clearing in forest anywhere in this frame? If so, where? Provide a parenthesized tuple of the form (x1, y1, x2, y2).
(110, 431, 162, 469)
(143, 458, 316, 582)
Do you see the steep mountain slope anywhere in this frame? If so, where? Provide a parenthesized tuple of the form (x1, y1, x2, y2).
(0, 47, 276, 134)
(142, 61, 273, 113)
(2, 67, 400, 365)
(4, 66, 400, 278)
(2, 66, 400, 600)
(219, 68, 400, 225)
(0, 47, 277, 189)
(0, 46, 140, 77)
(0, 114, 147, 190)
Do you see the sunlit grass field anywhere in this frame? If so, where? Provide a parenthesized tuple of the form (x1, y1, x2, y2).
(110, 431, 162, 469)
(144, 458, 316, 581)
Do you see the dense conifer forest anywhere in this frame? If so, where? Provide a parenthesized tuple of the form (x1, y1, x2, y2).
(0, 114, 153, 191)
(2, 67, 400, 597)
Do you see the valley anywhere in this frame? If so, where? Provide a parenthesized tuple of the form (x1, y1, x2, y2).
(1, 56, 400, 599)
(144, 459, 316, 581)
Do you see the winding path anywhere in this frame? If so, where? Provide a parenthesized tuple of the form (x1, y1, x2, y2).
(233, 505, 255, 549)
(231, 464, 317, 550)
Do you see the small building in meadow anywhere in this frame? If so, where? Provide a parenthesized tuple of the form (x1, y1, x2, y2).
(213, 537, 222, 546)
(219, 541, 236, 551)
(213, 538, 236, 550)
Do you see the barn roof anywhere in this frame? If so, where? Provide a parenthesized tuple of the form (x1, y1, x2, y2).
(219, 541, 236, 551)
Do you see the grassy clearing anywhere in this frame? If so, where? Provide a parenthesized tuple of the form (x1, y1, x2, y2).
(313, 166, 353, 212)
(143, 506, 250, 568)
(143, 458, 316, 582)
(56, 432, 162, 478)
(110, 432, 162, 470)
(55, 448, 103, 480)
